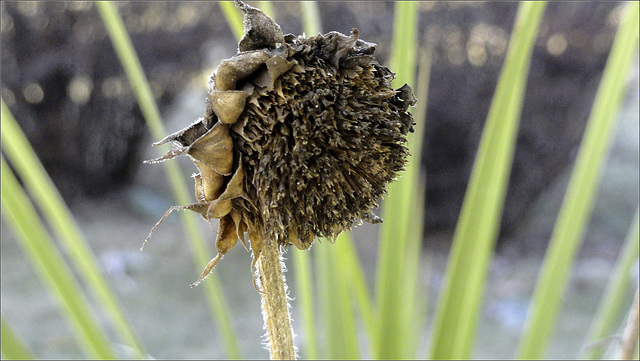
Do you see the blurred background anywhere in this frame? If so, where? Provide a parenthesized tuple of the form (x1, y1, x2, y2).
(1, 1, 638, 359)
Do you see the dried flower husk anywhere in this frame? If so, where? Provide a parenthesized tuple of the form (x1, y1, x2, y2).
(144, 1, 416, 286)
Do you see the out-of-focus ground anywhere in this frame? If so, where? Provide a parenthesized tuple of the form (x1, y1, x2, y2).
(1, 2, 638, 359)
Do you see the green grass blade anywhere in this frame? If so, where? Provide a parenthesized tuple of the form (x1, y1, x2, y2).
(300, 1, 322, 37)
(1, 315, 36, 360)
(374, 0, 422, 353)
(219, 1, 244, 40)
(583, 208, 640, 359)
(315, 242, 333, 360)
(292, 250, 319, 359)
(373, 1, 421, 359)
(2, 100, 146, 358)
(333, 233, 376, 349)
(1, 157, 115, 359)
(316, 241, 360, 360)
(400, 43, 433, 356)
(429, 2, 546, 359)
(516, 3, 639, 358)
(95, 2, 242, 358)
(257, 1, 275, 19)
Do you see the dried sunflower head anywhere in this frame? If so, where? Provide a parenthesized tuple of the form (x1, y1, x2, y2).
(144, 1, 416, 286)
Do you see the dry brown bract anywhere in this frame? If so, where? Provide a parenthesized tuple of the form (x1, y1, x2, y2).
(143, 0, 416, 287)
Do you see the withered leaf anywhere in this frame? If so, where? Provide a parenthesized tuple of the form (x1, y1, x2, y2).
(216, 214, 239, 254)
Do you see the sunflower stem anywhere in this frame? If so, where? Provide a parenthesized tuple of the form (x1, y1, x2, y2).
(616, 286, 639, 360)
(257, 238, 296, 360)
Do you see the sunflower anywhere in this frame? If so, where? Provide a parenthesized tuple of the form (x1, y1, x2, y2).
(144, 0, 416, 287)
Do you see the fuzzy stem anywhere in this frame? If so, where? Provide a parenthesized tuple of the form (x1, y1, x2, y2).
(257, 238, 296, 360)
(616, 286, 639, 360)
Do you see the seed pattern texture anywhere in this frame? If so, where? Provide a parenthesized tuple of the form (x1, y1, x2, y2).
(144, 1, 416, 286)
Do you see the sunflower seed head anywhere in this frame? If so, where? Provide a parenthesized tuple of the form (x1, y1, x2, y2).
(145, 1, 415, 284)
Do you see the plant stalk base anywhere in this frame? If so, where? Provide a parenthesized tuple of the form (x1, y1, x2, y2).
(257, 238, 296, 360)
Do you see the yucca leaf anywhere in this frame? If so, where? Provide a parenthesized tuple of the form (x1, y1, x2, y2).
(1, 156, 115, 359)
(316, 241, 360, 360)
(95, 2, 242, 358)
(516, 2, 639, 358)
(373, 1, 421, 359)
(401, 42, 433, 356)
(583, 208, 639, 359)
(1, 315, 36, 360)
(292, 249, 319, 359)
(2, 97, 146, 359)
(257, 1, 275, 19)
(300, 1, 322, 37)
(219, 1, 244, 40)
(429, 2, 547, 359)
(333, 233, 376, 351)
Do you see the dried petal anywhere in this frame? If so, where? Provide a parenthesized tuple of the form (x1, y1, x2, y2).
(209, 91, 250, 124)
(248, 227, 265, 269)
(188, 123, 233, 176)
(230, 209, 249, 252)
(193, 161, 226, 201)
(216, 214, 239, 254)
(153, 118, 208, 147)
(218, 162, 244, 200)
(175, 200, 231, 220)
(214, 51, 270, 91)
(264, 56, 297, 90)
(235, 0, 284, 52)
(193, 173, 205, 202)
(190, 214, 238, 287)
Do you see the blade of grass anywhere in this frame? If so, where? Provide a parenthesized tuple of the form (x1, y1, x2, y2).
(1, 315, 36, 360)
(315, 241, 333, 360)
(373, 1, 421, 359)
(292, 250, 319, 359)
(401, 41, 433, 356)
(219, 1, 244, 40)
(95, 2, 242, 358)
(327, 241, 361, 360)
(333, 232, 376, 350)
(429, 2, 546, 359)
(257, 1, 275, 19)
(1, 157, 115, 359)
(516, 3, 639, 358)
(300, 1, 322, 37)
(316, 241, 360, 360)
(2, 100, 146, 358)
(583, 208, 639, 359)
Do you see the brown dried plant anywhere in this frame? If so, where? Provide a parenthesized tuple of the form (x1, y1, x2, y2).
(143, 0, 415, 289)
